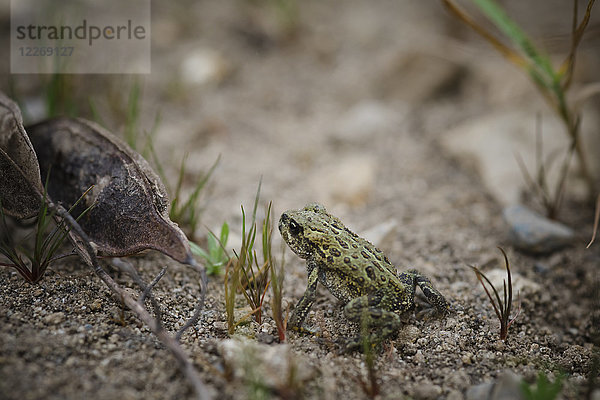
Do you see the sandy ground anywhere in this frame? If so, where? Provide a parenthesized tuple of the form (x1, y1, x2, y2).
(1, 1, 599, 399)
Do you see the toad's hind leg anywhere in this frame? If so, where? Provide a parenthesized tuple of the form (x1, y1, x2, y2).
(342, 293, 402, 352)
(403, 269, 451, 313)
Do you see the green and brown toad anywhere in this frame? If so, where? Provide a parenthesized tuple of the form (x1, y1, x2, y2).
(279, 203, 450, 350)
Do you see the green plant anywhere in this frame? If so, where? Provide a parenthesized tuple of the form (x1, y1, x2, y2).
(442, 0, 598, 218)
(45, 73, 78, 118)
(124, 79, 142, 150)
(190, 222, 230, 276)
(0, 185, 94, 284)
(224, 181, 274, 334)
(470, 247, 520, 341)
(521, 371, 564, 400)
(169, 155, 220, 241)
(123, 80, 162, 159)
(236, 204, 271, 325)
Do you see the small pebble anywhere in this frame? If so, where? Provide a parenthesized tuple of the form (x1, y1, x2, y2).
(461, 353, 472, 365)
(493, 341, 505, 351)
(413, 379, 442, 400)
(213, 321, 228, 331)
(43, 312, 65, 325)
(503, 205, 575, 254)
(530, 343, 539, 352)
(414, 350, 425, 363)
(401, 325, 421, 343)
(90, 300, 102, 311)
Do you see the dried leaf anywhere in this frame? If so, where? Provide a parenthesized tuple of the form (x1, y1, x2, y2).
(27, 117, 193, 264)
(0, 92, 43, 218)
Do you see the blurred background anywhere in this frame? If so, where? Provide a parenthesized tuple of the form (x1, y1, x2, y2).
(1, 1, 599, 231)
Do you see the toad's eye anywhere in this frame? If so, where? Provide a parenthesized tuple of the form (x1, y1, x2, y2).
(289, 220, 302, 236)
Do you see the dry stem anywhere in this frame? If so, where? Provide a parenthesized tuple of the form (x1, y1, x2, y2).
(53, 202, 210, 400)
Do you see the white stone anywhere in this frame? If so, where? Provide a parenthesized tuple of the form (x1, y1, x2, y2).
(440, 110, 570, 205)
(180, 48, 229, 86)
(310, 155, 376, 207)
(218, 338, 314, 389)
(332, 100, 401, 144)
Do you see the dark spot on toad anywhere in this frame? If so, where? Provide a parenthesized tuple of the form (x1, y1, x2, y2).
(336, 237, 349, 249)
(366, 266, 376, 281)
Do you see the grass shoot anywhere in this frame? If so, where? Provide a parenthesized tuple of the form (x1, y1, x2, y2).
(170, 155, 220, 241)
(0, 185, 94, 284)
(190, 221, 230, 276)
(470, 247, 520, 341)
(224, 181, 276, 334)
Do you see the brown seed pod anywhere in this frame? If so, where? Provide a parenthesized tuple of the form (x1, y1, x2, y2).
(27, 117, 193, 264)
(0, 92, 43, 218)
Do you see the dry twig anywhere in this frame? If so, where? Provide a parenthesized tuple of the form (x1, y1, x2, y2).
(53, 202, 210, 400)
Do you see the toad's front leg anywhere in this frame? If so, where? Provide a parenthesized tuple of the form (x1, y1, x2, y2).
(288, 264, 319, 334)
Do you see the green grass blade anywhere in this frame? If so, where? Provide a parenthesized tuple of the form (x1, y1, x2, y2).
(141, 111, 162, 159)
(471, 266, 503, 322)
(170, 153, 188, 216)
(88, 97, 108, 129)
(470, 0, 556, 82)
(179, 155, 221, 213)
(190, 240, 210, 259)
(251, 178, 262, 224)
(147, 135, 168, 186)
(219, 222, 229, 247)
(44, 187, 95, 259)
(499, 247, 513, 319)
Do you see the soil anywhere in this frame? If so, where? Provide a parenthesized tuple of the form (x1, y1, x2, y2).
(1, 1, 599, 399)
